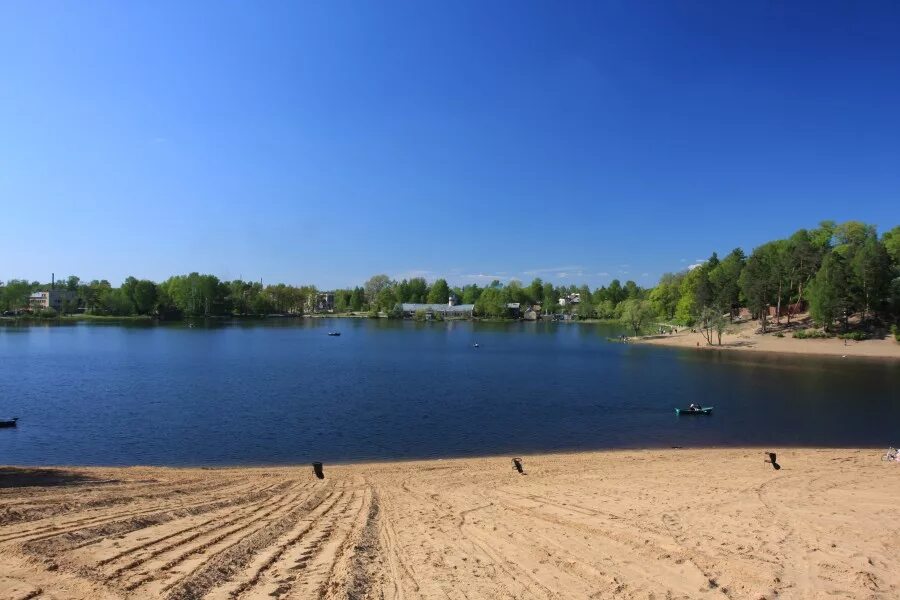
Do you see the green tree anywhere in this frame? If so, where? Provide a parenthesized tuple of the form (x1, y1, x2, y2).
(474, 287, 507, 318)
(808, 252, 852, 331)
(133, 280, 158, 314)
(334, 289, 351, 313)
(594, 299, 616, 319)
(376, 285, 399, 311)
(619, 299, 654, 335)
(542, 282, 559, 311)
(607, 279, 625, 305)
(624, 280, 641, 300)
(649, 272, 683, 320)
(527, 278, 544, 304)
(249, 290, 274, 315)
(427, 279, 450, 304)
(675, 266, 710, 325)
(576, 285, 593, 319)
(407, 278, 428, 303)
(740, 244, 778, 333)
(461, 284, 482, 305)
(363, 274, 391, 305)
(851, 237, 891, 319)
(696, 306, 728, 346)
(349, 287, 364, 311)
(1, 279, 32, 312)
(776, 230, 823, 324)
(505, 280, 528, 305)
(882, 226, 900, 268)
(708, 249, 745, 318)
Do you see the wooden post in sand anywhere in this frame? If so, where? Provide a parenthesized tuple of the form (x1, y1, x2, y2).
(512, 458, 524, 474)
(312, 462, 324, 479)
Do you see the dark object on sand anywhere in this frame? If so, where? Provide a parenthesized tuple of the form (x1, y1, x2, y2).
(765, 452, 781, 470)
(327, 332, 341, 336)
(312, 462, 324, 479)
(675, 406, 713, 415)
(512, 458, 524, 474)
(0, 418, 18, 428)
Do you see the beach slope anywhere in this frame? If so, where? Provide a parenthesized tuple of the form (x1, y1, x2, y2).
(637, 317, 900, 359)
(1, 448, 898, 599)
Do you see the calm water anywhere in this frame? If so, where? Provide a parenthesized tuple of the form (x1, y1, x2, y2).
(1, 319, 898, 466)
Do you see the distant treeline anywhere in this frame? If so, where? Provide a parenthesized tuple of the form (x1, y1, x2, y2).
(2, 221, 897, 334)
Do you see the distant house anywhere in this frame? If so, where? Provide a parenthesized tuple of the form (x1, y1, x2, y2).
(506, 303, 521, 319)
(29, 290, 77, 312)
(401, 297, 474, 319)
(314, 292, 335, 313)
(523, 307, 539, 321)
(558, 293, 581, 307)
(767, 301, 806, 319)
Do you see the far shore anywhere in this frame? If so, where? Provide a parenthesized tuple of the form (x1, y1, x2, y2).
(1, 447, 898, 599)
(636, 315, 900, 360)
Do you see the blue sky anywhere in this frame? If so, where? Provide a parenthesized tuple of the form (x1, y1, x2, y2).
(1, 2, 898, 289)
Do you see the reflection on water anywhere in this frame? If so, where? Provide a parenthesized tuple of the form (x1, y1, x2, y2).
(0, 319, 897, 465)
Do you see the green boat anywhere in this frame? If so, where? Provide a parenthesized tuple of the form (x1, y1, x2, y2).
(675, 407, 713, 415)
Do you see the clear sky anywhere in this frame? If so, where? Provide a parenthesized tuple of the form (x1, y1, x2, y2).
(2, 2, 898, 289)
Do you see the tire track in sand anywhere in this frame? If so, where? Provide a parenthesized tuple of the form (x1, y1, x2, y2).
(201, 488, 355, 599)
(95, 481, 310, 580)
(109, 481, 325, 594)
(1, 480, 274, 547)
(160, 484, 342, 600)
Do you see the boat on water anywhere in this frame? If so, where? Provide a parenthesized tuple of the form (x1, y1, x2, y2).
(473, 343, 479, 348)
(327, 332, 341, 336)
(0, 417, 19, 428)
(675, 407, 713, 415)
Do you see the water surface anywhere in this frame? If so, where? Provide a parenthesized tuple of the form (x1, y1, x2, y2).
(1, 319, 897, 465)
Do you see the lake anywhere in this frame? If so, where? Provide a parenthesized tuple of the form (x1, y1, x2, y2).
(1, 319, 898, 466)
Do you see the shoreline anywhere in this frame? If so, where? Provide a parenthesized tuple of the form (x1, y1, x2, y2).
(635, 317, 900, 360)
(1, 447, 898, 599)
(2, 442, 894, 470)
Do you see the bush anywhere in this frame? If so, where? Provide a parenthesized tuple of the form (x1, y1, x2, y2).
(793, 329, 831, 339)
(838, 331, 868, 341)
(388, 303, 403, 319)
(774, 332, 784, 338)
(892, 324, 899, 342)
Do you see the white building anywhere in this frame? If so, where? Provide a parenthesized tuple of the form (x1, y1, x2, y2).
(29, 290, 78, 312)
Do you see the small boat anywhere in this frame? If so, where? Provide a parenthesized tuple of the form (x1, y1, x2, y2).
(327, 332, 341, 336)
(472, 343, 479, 348)
(0, 417, 18, 428)
(675, 407, 713, 415)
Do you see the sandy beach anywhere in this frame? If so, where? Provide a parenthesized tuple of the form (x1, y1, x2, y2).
(637, 317, 900, 360)
(1, 448, 899, 599)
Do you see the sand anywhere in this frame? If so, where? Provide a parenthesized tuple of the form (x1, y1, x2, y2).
(1, 448, 899, 599)
(637, 317, 900, 360)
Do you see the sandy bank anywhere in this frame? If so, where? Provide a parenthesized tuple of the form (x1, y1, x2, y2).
(2, 448, 899, 599)
(637, 317, 900, 360)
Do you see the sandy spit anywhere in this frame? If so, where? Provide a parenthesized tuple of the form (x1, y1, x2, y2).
(636, 318, 900, 360)
(1, 448, 899, 599)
